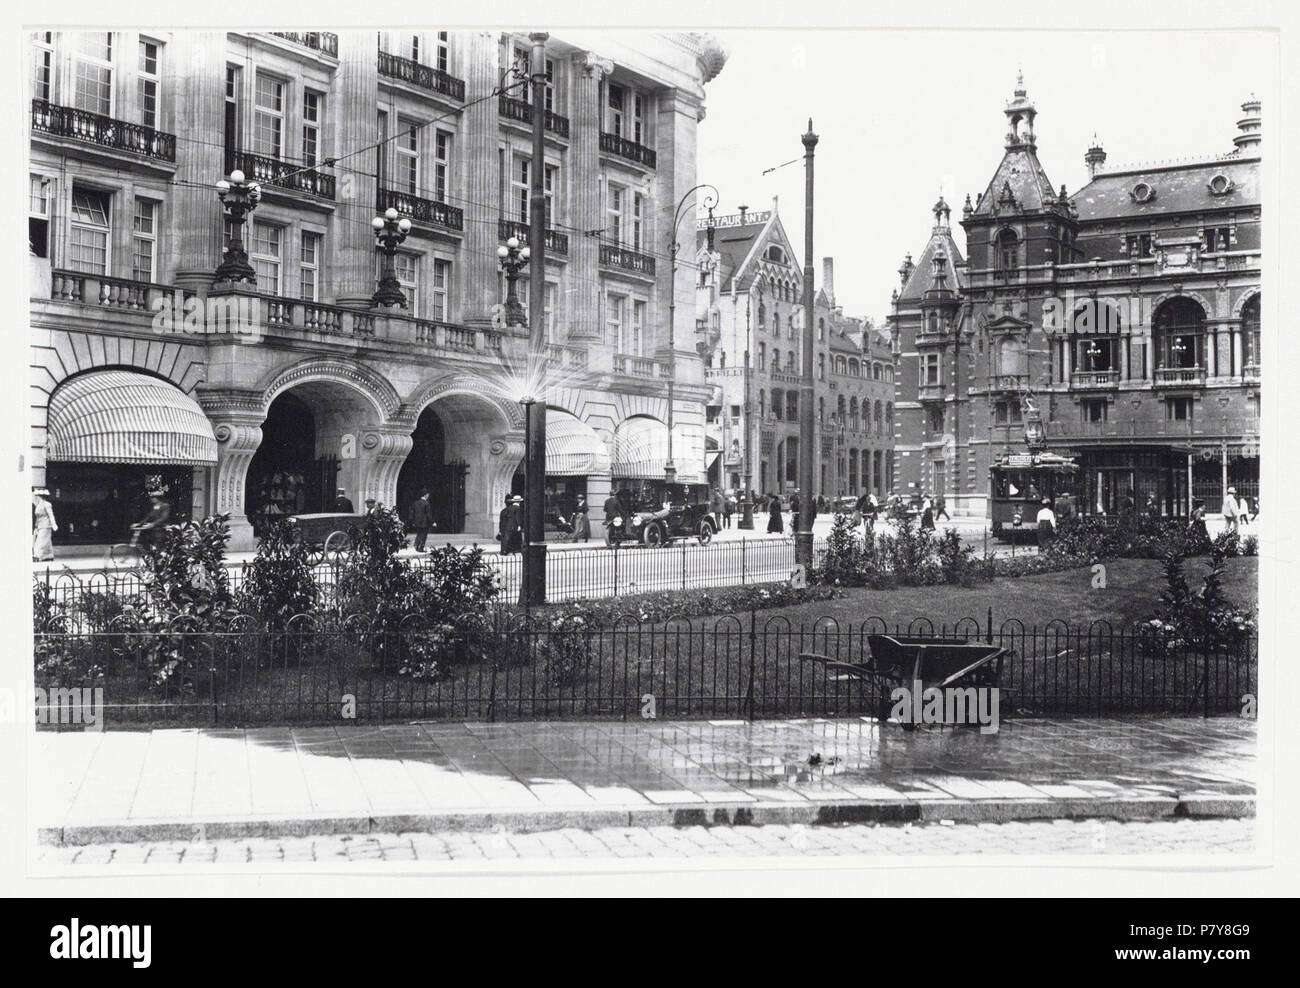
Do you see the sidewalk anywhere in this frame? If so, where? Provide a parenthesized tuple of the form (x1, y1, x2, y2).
(34, 717, 1255, 845)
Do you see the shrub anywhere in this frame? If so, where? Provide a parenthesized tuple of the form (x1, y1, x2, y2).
(936, 528, 978, 586)
(1140, 546, 1256, 657)
(876, 516, 940, 586)
(1242, 534, 1258, 557)
(235, 519, 319, 631)
(819, 514, 865, 585)
(139, 514, 235, 625)
(1212, 529, 1241, 558)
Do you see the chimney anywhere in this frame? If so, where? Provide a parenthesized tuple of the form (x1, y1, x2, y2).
(1234, 95, 1261, 153)
(1084, 134, 1107, 179)
(822, 257, 835, 305)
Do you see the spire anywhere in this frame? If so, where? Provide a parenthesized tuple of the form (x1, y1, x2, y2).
(932, 195, 951, 230)
(1084, 133, 1107, 178)
(1003, 70, 1037, 149)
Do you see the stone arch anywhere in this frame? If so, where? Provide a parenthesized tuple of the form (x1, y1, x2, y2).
(258, 356, 402, 423)
(1232, 288, 1262, 320)
(1149, 290, 1213, 324)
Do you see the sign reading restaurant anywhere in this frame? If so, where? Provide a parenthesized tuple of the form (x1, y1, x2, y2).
(698, 210, 772, 230)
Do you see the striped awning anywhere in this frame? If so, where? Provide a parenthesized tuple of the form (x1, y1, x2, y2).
(546, 409, 610, 476)
(47, 370, 218, 466)
(612, 416, 701, 481)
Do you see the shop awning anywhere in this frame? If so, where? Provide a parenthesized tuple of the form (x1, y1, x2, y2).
(47, 370, 218, 466)
(545, 409, 610, 476)
(612, 416, 701, 480)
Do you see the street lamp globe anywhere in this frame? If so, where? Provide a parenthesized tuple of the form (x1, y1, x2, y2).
(520, 247, 530, 260)
(384, 207, 398, 222)
(229, 169, 245, 184)
(398, 218, 412, 234)
(497, 245, 509, 259)
(371, 216, 385, 231)
(215, 179, 230, 193)
(506, 236, 520, 250)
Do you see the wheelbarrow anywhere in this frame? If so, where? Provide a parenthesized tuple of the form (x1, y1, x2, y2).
(800, 634, 1008, 729)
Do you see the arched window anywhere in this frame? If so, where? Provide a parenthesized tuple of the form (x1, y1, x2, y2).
(997, 229, 1019, 271)
(836, 395, 846, 422)
(849, 358, 860, 377)
(818, 353, 825, 380)
(786, 391, 798, 420)
(874, 400, 883, 437)
(849, 397, 859, 432)
(1242, 294, 1261, 372)
(818, 396, 825, 422)
(818, 318, 825, 341)
(772, 349, 780, 374)
(757, 303, 765, 330)
(758, 389, 765, 417)
(927, 311, 939, 334)
(873, 363, 881, 380)
(886, 403, 893, 432)
(786, 351, 795, 372)
(1154, 298, 1206, 371)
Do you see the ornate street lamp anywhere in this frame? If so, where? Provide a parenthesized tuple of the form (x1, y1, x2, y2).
(496, 236, 531, 329)
(214, 170, 262, 286)
(372, 208, 413, 308)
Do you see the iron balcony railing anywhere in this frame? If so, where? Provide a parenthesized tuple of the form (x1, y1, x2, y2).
(377, 50, 466, 101)
(269, 32, 339, 57)
(226, 149, 335, 199)
(498, 219, 569, 255)
(497, 95, 570, 138)
(599, 130, 657, 168)
(378, 188, 464, 232)
(599, 242, 656, 275)
(31, 99, 176, 162)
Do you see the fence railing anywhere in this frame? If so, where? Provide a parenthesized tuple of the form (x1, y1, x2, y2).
(32, 615, 1257, 728)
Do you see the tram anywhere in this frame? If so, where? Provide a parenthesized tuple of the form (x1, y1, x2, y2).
(988, 452, 1079, 539)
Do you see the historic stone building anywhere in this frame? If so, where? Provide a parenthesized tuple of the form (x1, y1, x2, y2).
(696, 201, 893, 501)
(29, 29, 727, 549)
(890, 75, 1261, 517)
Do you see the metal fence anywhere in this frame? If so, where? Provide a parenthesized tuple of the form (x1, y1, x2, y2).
(36, 537, 827, 612)
(34, 613, 1256, 729)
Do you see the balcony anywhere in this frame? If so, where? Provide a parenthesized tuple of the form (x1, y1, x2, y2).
(1070, 370, 1120, 389)
(498, 96, 570, 138)
(377, 50, 465, 101)
(31, 99, 175, 163)
(599, 131, 657, 169)
(1154, 366, 1205, 386)
(269, 32, 338, 57)
(379, 188, 463, 232)
(547, 344, 588, 372)
(917, 382, 946, 402)
(226, 149, 335, 200)
(498, 219, 569, 256)
(50, 269, 181, 310)
(613, 354, 668, 378)
(599, 242, 656, 276)
(989, 373, 1030, 392)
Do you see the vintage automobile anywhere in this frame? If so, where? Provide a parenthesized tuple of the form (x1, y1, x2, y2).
(606, 482, 718, 547)
(285, 512, 365, 562)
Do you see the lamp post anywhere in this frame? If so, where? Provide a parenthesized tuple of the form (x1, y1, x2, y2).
(795, 119, 818, 571)
(739, 276, 755, 530)
(371, 208, 413, 308)
(666, 183, 719, 486)
(214, 170, 262, 285)
(497, 236, 530, 327)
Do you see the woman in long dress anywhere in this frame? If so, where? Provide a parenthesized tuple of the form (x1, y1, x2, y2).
(32, 487, 57, 561)
(767, 494, 784, 534)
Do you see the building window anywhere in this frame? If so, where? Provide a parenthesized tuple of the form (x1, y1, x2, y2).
(138, 39, 161, 128)
(68, 189, 111, 274)
(74, 33, 114, 116)
(606, 293, 626, 349)
(997, 338, 1027, 378)
(1166, 397, 1194, 422)
(928, 407, 944, 434)
(436, 31, 449, 73)
(771, 390, 783, 421)
(631, 299, 646, 355)
(606, 183, 624, 243)
(1125, 233, 1153, 258)
(31, 32, 53, 102)
(431, 258, 451, 321)
(1076, 336, 1116, 372)
(250, 221, 282, 294)
(302, 90, 322, 167)
(920, 353, 941, 386)
(397, 120, 419, 195)
(409, 34, 421, 62)
(757, 303, 765, 331)
(225, 65, 241, 156)
(254, 74, 285, 158)
(996, 229, 1018, 271)
(818, 353, 825, 380)
(1154, 298, 1206, 370)
(131, 198, 157, 282)
(514, 159, 557, 226)
(757, 343, 765, 371)
(513, 46, 554, 110)
(29, 174, 51, 258)
(632, 193, 644, 250)
(433, 130, 451, 202)
(993, 399, 1023, 425)
(1242, 294, 1261, 369)
(817, 317, 824, 341)
(299, 231, 321, 301)
(393, 252, 419, 314)
(1082, 399, 1107, 424)
(1203, 226, 1232, 253)
(607, 83, 626, 136)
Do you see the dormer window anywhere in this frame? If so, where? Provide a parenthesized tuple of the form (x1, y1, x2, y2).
(1207, 174, 1234, 196)
(1130, 182, 1156, 204)
(767, 245, 785, 264)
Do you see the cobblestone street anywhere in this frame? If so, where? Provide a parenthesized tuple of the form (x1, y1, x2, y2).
(37, 817, 1253, 866)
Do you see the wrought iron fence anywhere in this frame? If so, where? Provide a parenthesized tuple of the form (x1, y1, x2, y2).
(33, 613, 1256, 729)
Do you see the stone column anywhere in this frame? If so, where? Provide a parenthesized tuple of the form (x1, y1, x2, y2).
(332, 31, 380, 306)
(462, 31, 504, 325)
(170, 32, 227, 293)
(1231, 328, 1243, 378)
(357, 428, 414, 509)
(654, 87, 703, 361)
(485, 436, 526, 534)
(566, 51, 613, 341)
(207, 415, 264, 551)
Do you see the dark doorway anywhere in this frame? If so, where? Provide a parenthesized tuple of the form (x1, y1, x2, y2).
(47, 464, 192, 545)
(397, 407, 468, 533)
(245, 392, 337, 535)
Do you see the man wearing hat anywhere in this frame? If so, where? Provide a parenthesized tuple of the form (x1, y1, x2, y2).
(407, 489, 435, 551)
(1221, 487, 1241, 533)
(498, 494, 523, 555)
(132, 487, 171, 550)
(333, 488, 354, 513)
(1035, 496, 1056, 551)
(32, 487, 57, 562)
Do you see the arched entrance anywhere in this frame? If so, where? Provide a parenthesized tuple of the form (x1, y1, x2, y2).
(396, 407, 468, 533)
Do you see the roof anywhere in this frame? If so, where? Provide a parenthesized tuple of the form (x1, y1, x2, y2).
(699, 218, 769, 288)
(1071, 155, 1260, 222)
(971, 147, 1059, 217)
(897, 226, 967, 302)
(697, 205, 801, 292)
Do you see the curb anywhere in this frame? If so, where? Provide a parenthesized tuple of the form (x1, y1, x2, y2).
(37, 793, 1251, 846)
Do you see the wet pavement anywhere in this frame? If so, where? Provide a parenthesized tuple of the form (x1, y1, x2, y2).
(35, 717, 1254, 845)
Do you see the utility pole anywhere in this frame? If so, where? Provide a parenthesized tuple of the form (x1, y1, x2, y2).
(740, 278, 754, 529)
(795, 119, 818, 570)
(522, 31, 549, 607)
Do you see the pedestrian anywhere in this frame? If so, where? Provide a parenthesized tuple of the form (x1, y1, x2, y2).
(32, 486, 56, 562)
(1189, 498, 1209, 546)
(333, 488, 354, 513)
(710, 488, 725, 530)
(364, 497, 379, 517)
(1036, 496, 1056, 550)
(407, 489, 435, 551)
(935, 494, 950, 521)
(766, 493, 784, 534)
(864, 493, 878, 534)
(920, 495, 935, 532)
(1220, 486, 1240, 533)
(502, 495, 524, 554)
(723, 493, 734, 529)
(133, 487, 171, 550)
(569, 497, 590, 543)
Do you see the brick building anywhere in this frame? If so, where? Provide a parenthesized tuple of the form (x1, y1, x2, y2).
(890, 74, 1261, 517)
(29, 29, 726, 550)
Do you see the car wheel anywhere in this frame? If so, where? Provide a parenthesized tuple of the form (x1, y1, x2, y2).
(643, 522, 664, 547)
(697, 520, 714, 545)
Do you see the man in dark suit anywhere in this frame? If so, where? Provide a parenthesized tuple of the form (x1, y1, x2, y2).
(408, 489, 435, 551)
(333, 488, 354, 513)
